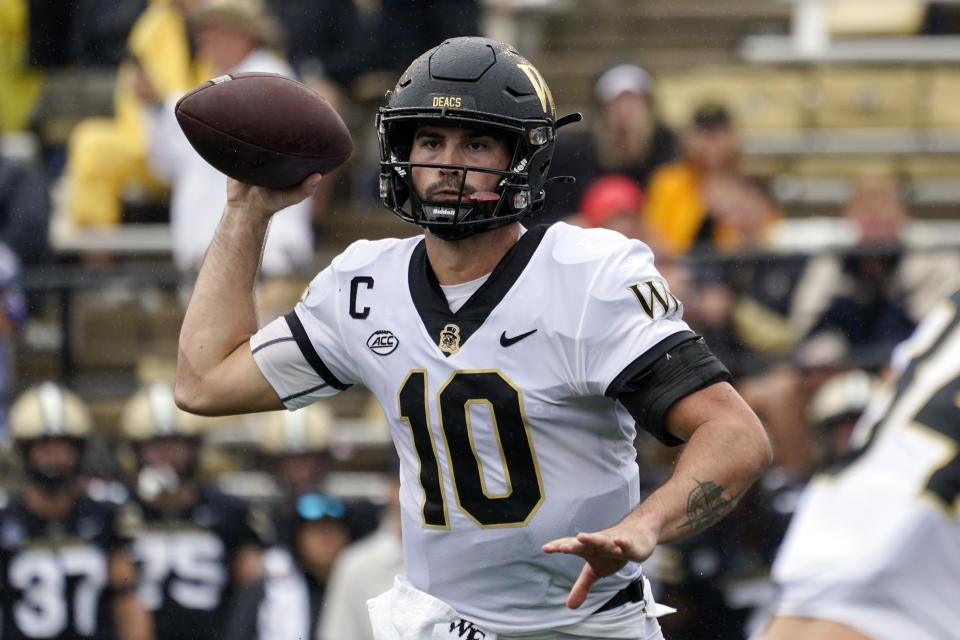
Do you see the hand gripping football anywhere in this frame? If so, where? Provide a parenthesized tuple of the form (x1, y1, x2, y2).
(175, 72, 354, 189)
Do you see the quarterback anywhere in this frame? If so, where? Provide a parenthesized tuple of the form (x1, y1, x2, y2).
(175, 37, 771, 639)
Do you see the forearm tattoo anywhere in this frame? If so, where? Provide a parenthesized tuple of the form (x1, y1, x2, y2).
(676, 478, 742, 532)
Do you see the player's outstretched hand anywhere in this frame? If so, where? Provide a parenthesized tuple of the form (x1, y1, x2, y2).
(542, 525, 657, 609)
(226, 172, 322, 220)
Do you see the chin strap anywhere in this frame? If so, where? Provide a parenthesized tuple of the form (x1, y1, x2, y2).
(556, 112, 583, 129)
(545, 175, 576, 186)
(541, 113, 582, 188)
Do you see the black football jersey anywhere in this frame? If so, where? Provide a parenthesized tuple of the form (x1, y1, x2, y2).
(121, 486, 263, 640)
(0, 493, 122, 640)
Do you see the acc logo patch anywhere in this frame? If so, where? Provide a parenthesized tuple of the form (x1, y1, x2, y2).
(367, 330, 399, 356)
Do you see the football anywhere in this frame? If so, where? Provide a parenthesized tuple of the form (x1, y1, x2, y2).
(175, 72, 354, 189)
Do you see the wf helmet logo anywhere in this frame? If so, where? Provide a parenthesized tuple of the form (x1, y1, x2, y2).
(366, 330, 399, 356)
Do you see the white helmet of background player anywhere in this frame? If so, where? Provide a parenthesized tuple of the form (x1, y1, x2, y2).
(10, 382, 93, 491)
(119, 381, 219, 500)
(257, 402, 335, 495)
(258, 401, 334, 456)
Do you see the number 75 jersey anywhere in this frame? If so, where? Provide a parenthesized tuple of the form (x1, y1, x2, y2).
(251, 222, 693, 632)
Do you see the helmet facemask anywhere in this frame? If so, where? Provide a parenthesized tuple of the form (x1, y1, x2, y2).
(22, 437, 84, 493)
(378, 113, 553, 240)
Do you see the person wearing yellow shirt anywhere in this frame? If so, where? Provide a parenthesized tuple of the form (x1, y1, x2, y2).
(641, 103, 743, 256)
(65, 0, 208, 227)
(0, 0, 44, 134)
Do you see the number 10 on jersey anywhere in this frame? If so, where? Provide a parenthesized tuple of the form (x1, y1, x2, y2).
(398, 370, 544, 528)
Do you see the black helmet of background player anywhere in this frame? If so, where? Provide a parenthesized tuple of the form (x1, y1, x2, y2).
(120, 381, 217, 501)
(377, 36, 582, 240)
(10, 382, 92, 492)
(258, 402, 334, 495)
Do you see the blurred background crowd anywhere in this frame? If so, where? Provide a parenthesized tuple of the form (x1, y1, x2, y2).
(2, 0, 960, 639)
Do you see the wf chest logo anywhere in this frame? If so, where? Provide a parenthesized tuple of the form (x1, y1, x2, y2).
(367, 330, 399, 355)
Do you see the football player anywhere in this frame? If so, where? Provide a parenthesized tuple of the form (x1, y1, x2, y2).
(255, 403, 379, 544)
(174, 37, 772, 639)
(116, 382, 263, 640)
(223, 492, 354, 640)
(257, 401, 335, 497)
(0, 383, 151, 640)
(759, 285, 960, 640)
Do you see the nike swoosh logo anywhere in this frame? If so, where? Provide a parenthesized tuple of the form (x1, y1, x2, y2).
(500, 329, 538, 347)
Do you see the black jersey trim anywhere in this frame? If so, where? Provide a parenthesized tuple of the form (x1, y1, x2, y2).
(408, 224, 550, 357)
(280, 383, 330, 403)
(605, 330, 698, 398)
(251, 336, 296, 354)
(283, 311, 350, 391)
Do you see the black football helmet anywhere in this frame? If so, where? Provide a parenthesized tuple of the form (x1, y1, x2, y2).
(377, 37, 581, 240)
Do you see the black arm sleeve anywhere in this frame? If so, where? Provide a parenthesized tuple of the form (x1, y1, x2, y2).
(606, 334, 732, 446)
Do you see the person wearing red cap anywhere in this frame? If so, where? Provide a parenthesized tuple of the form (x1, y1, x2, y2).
(574, 173, 645, 238)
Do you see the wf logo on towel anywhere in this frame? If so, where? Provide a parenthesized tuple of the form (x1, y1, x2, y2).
(448, 618, 486, 639)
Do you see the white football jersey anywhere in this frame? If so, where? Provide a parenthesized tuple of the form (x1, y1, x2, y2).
(251, 222, 695, 633)
(769, 289, 960, 640)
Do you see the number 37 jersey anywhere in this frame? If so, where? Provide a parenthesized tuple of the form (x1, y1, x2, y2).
(251, 222, 693, 632)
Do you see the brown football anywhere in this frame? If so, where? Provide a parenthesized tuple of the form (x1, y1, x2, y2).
(175, 72, 353, 189)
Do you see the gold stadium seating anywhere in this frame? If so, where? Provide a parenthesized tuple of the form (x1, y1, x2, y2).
(655, 67, 815, 131)
(811, 67, 925, 128)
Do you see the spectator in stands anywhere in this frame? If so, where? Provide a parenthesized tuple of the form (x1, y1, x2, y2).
(0, 0, 44, 133)
(548, 62, 678, 223)
(705, 174, 782, 254)
(794, 180, 920, 370)
(66, 0, 206, 227)
(225, 493, 353, 640)
(570, 173, 645, 238)
(319, 454, 404, 640)
(139, 0, 314, 280)
(0, 154, 50, 266)
(641, 102, 742, 256)
(675, 177, 792, 374)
